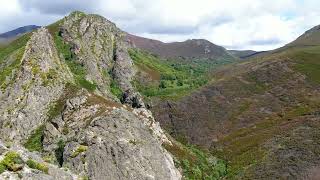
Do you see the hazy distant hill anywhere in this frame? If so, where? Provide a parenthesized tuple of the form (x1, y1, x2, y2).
(228, 50, 263, 59)
(0, 25, 40, 38)
(0, 25, 40, 44)
(127, 34, 235, 60)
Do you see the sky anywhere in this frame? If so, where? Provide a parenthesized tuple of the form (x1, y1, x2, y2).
(0, 0, 319, 51)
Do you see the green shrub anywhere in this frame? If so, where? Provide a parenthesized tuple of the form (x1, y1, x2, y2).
(26, 159, 49, 174)
(0, 163, 5, 174)
(24, 125, 45, 152)
(164, 142, 227, 180)
(0, 151, 24, 172)
(110, 79, 123, 100)
(55, 139, 65, 167)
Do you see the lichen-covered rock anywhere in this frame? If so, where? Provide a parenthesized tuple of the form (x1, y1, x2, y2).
(59, 12, 117, 99)
(0, 28, 73, 142)
(60, 11, 144, 107)
(42, 92, 181, 180)
(0, 140, 78, 180)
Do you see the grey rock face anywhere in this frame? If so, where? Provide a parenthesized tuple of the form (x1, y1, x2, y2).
(60, 12, 118, 100)
(0, 28, 72, 142)
(0, 140, 78, 180)
(60, 12, 144, 107)
(43, 92, 180, 180)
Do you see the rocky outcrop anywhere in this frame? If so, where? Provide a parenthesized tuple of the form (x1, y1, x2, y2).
(0, 28, 72, 142)
(60, 12, 119, 100)
(43, 91, 180, 179)
(59, 12, 144, 107)
(0, 140, 78, 180)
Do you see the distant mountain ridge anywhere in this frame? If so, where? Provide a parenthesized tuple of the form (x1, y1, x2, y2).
(0, 25, 40, 45)
(127, 34, 234, 60)
(0, 25, 40, 39)
(228, 50, 264, 59)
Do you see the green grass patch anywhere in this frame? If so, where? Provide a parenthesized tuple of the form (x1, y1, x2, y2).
(48, 83, 80, 120)
(26, 159, 49, 174)
(291, 46, 320, 84)
(0, 33, 30, 90)
(80, 176, 90, 180)
(52, 27, 97, 91)
(77, 77, 97, 92)
(52, 28, 73, 61)
(0, 33, 31, 64)
(24, 125, 45, 152)
(47, 83, 80, 120)
(110, 78, 123, 100)
(284, 105, 311, 119)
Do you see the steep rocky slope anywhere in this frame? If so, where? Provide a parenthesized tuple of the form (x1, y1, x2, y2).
(147, 26, 320, 179)
(0, 12, 183, 180)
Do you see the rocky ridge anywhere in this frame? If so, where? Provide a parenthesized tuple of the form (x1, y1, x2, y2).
(0, 27, 72, 142)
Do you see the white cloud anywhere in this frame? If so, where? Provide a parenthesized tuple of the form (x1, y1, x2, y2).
(0, 0, 319, 51)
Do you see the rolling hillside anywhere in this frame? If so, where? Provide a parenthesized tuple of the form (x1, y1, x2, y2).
(286, 25, 320, 47)
(139, 25, 320, 179)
